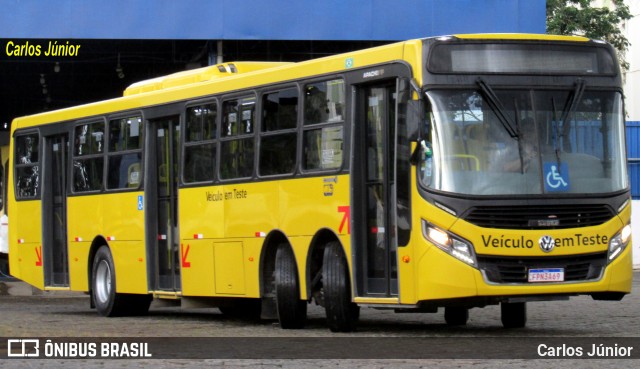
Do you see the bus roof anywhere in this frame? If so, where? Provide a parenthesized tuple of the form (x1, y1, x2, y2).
(452, 33, 590, 42)
(11, 39, 420, 130)
(123, 62, 292, 96)
(10, 34, 601, 131)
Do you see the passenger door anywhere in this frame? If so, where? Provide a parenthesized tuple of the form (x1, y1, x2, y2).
(353, 81, 400, 296)
(147, 116, 181, 292)
(42, 133, 70, 287)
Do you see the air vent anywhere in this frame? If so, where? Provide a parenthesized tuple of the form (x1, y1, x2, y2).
(477, 253, 607, 284)
(463, 204, 614, 230)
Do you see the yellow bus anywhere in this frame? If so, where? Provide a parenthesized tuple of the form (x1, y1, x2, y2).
(9, 34, 632, 331)
(0, 128, 9, 276)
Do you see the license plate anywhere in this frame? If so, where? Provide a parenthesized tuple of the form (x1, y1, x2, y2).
(528, 268, 564, 282)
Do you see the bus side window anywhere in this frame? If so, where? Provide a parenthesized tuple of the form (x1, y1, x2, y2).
(73, 122, 104, 192)
(14, 134, 40, 198)
(184, 103, 217, 183)
(303, 79, 344, 170)
(259, 88, 298, 176)
(107, 116, 142, 189)
(220, 97, 255, 180)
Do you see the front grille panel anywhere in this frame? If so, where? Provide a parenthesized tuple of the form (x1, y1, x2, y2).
(477, 253, 607, 284)
(463, 204, 614, 230)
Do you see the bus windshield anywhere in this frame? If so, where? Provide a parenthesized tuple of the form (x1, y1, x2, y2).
(420, 88, 627, 196)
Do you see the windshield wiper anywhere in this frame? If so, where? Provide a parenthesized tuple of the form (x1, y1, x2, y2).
(476, 78, 518, 138)
(560, 79, 586, 125)
(559, 79, 586, 153)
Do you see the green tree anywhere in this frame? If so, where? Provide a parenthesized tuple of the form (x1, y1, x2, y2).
(546, 0, 633, 70)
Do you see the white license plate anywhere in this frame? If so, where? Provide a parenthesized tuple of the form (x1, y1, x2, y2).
(528, 268, 565, 282)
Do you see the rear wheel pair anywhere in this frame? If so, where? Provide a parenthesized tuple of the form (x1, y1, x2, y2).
(274, 241, 359, 332)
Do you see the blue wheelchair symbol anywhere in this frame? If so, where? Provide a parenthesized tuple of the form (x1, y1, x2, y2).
(544, 162, 569, 192)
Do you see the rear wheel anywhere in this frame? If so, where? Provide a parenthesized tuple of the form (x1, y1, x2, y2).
(444, 307, 469, 326)
(323, 241, 359, 332)
(501, 302, 527, 328)
(92, 246, 151, 317)
(275, 243, 307, 329)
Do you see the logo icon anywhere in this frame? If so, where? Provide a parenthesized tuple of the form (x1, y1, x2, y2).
(345, 57, 354, 68)
(539, 235, 556, 253)
(7, 339, 40, 357)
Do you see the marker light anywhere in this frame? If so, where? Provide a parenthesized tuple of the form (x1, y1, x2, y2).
(422, 220, 477, 267)
(608, 224, 631, 263)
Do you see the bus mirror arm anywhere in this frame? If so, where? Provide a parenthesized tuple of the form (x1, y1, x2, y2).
(407, 99, 424, 142)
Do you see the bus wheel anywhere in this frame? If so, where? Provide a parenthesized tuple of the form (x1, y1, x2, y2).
(322, 241, 359, 332)
(275, 243, 307, 329)
(92, 246, 151, 317)
(501, 302, 527, 328)
(444, 307, 469, 326)
(92, 246, 122, 316)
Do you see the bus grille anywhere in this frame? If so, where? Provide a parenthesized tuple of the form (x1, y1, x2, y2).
(463, 204, 614, 230)
(476, 253, 607, 284)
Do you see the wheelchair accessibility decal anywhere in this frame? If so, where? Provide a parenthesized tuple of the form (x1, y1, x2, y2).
(544, 162, 570, 192)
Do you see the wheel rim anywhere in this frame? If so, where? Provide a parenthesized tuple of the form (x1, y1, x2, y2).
(95, 259, 111, 304)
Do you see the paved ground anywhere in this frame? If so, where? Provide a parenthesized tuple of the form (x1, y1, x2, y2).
(1, 272, 639, 368)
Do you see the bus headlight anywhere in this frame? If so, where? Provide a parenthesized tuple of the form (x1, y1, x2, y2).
(608, 224, 631, 263)
(422, 220, 476, 267)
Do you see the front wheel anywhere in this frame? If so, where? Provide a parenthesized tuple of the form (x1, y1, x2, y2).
(501, 302, 526, 328)
(322, 241, 359, 332)
(92, 246, 151, 317)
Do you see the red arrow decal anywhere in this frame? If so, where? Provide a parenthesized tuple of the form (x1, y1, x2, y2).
(338, 206, 351, 234)
(35, 245, 42, 266)
(181, 244, 191, 268)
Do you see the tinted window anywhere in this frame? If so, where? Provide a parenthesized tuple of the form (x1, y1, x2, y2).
(14, 134, 40, 198)
(184, 143, 216, 183)
(220, 138, 254, 179)
(73, 122, 105, 192)
(223, 97, 255, 137)
(302, 79, 344, 171)
(263, 88, 297, 131)
(107, 116, 142, 189)
(260, 133, 297, 176)
(186, 103, 217, 142)
(304, 79, 344, 125)
(109, 116, 142, 151)
(303, 126, 343, 170)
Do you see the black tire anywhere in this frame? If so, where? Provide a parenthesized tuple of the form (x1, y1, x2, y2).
(91, 246, 151, 317)
(444, 307, 469, 326)
(275, 243, 307, 329)
(501, 302, 527, 328)
(323, 241, 359, 332)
